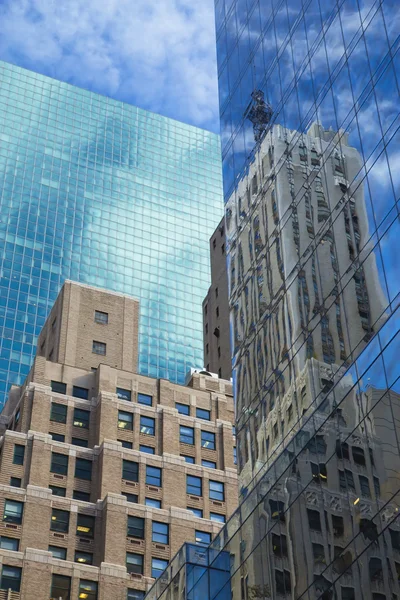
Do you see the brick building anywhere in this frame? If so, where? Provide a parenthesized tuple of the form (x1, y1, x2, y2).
(0, 282, 237, 599)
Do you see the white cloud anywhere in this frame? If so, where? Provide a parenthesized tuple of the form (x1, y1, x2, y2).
(0, 0, 220, 131)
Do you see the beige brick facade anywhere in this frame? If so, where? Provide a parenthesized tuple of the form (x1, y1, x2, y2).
(0, 282, 237, 600)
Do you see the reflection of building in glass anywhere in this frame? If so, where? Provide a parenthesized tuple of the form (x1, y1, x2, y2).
(148, 2, 400, 600)
(0, 60, 223, 405)
(225, 123, 387, 488)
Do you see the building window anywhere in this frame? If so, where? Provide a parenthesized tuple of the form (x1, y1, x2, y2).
(182, 455, 195, 464)
(152, 522, 169, 544)
(0, 537, 19, 551)
(272, 533, 288, 557)
(51, 433, 65, 442)
(216, 306, 219, 318)
(126, 553, 144, 575)
(332, 515, 344, 537)
(50, 403, 67, 423)
(78, 580, 98, 600)
(128, 591, 145, 600)
(196, 408, 211, 421)
(75, 551, 93, 565)
(152, 558, 168, 579)
(50, 574, 71, 600)
(195, 531, 211, 545)
(209, 480, 224, 501)
(269, 500, 285, 522)
(123, 493, 138, 503)
(75, 458, 92, 481)
(138, 393, 153, 406)
(202, 460, 216, 469)
(72, 386, 89, 400)
(180, 425, 194, 444)
(123, 460, 139, 482)
(51, 381, 66, 394)
(117, 388, 132, 401)
(359, 475, 371, 497)
(275, 569, 291, 595)
(95, 310, 108, 324)
(373, 477, 380, 497)
(73, 491, 91, 502)
(307, 508, 321, 532)
(307, 435, 327, 455)
(0, 566, 21, 592)
(206, 343, 209, 355)
(49, 546, 67, 560)
(13, 444, 25, 465)
(140, 445, 155, 454)
(73, 408, 90, 428)
(215, 287, 218, 298)
(146, 466, 162, 487)
(188, 508, 203, 518)
(390, 529, 400, 551)
(201, 431, 216, 450)
(352, 446, 366, 466)
(92, 340, 106, 355)
(210, 513, 225, 523)
(50, 486, 66, 497)
(341, 588, 355, 600)
(336, 441, 350, 460)
(140, 416, 155, 436)
(213, 239, 216, 249)
(51, 509, 69, 533)
(120, 440, 133, 449)
(127, 516, 145, 539)
(51, 452, 69, 476)
(312, 543, 325, 564)
(72, 437, 88, 448)
(118, 411, 133, 430)
(77, 514, 95, 538)
(145, 498, 161, 508)
(176, 403, 190, 415)
(233, 447, 237, 464)
(10, 477, 21, 488)
(221, 243, 225, 254)
(187, 475, 202, 496)
(311, 462, 327, 484)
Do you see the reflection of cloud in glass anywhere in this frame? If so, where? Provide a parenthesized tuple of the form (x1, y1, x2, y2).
(0, 60, 223, 404)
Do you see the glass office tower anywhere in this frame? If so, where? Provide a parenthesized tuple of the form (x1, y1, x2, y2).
(0, 60, 224, 404)
(154, 3, 400, 600)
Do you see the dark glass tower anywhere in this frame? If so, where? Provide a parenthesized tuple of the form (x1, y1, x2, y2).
(190, 2, 400, 600)
(0, 61, 224, 404)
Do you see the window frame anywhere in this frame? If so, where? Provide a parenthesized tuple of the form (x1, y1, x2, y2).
(51, 508, 70, 533)
(50, 452, 69, 476)
(180, 425, 194, 445)
(49, 545, 67, 560)
(176, 403, 190, 415)
(75, 551, 93, 565)
(122, 460, 139, 482)
(146, 465, 162, 487)
(78, 580, 98, 600)
(152, 521, 169, 545)
(117, 388, 132, 401)
(76, 514, 95, 539)
(126, 552, 144, 575)
(201, 430, 216, 450)
(209, 480, 224, 501)
(51, 381, 67, 395)
(151, 558, 168, 579)
(186, 475, 202, 496)
(195, 530, 211, 545)
(127, 516, 145, 539)
(0, 537, 19, 551)
(138, 393, 153, 406)
(72, 386, 89, 400)
(92, 340, 106, 355)
(118, 410, 133, 430)
(140, 415, 155, 436)
(0, 566, 22, 592)
(74, 458, 92, 481)
(50, 402, 68, 424)
(94, 310, 108, 324)
(73, 407, 90, 428)
(13, 444, 25, 465)
(196, 408, 211, 421)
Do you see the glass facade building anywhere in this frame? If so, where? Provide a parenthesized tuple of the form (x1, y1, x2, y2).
(146, 3, 400, 600)
(0, 60, 224, 405)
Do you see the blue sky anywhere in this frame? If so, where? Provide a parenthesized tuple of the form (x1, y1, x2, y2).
(0, 0, 220, 133)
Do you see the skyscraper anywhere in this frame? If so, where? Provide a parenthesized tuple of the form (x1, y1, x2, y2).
(143, 3, 400, 600)
(0, 60, 224, 405)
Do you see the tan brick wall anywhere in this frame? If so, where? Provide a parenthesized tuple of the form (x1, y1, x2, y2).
(0, 281, 238, 599)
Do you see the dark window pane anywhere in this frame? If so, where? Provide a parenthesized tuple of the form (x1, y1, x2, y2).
(94, 310, 108, 324)
(49, 546, 67, 560)
(72, 386, 89, 400)
(73, 491, 91, 502)
(78, 580, 98, 600)
(127, 553, 144, 575)
(117, 388, 131, 401)
(75, 458, 92, 481)
(73, 408, 90, 428)
(75, 551, 93, 565)
(123, 460, 139, 482)
(50, 403, 67, 423)
(50, 486, 66, 497)
(72, 438, 88, 448)
(196, 408, 211, 420)
(51, 452, 68, 475)
(0, 566, 21, 592)
(128, 516, 145, 539)
(118, 411, 133, 430)
(51, 509, 69, 533)
(77, 514, 95, 538)
(10, 477, 21, 488)
(0, 537, 19, 551)
(51, 381, 66, 394)
(123, 493, 138, 503)
(138, 393, 152, 406)
(3, 500, 23, 524)
(50, 574, 71, 600)
(51, 433, 65, 442)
